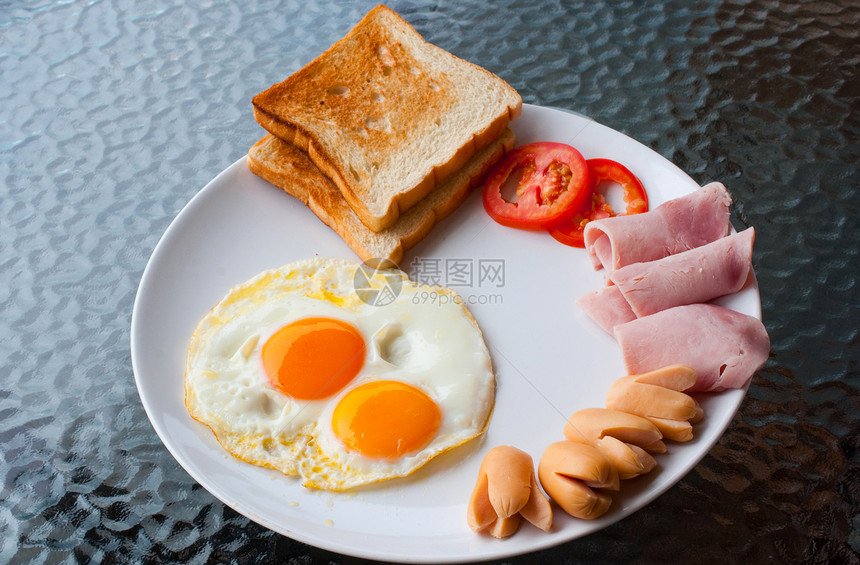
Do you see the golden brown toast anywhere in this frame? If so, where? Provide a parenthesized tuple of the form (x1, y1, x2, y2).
(247, 129, 515, 265)
(252, 5, 521, 232)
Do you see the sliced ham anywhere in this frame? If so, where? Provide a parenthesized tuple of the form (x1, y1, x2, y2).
(577, 228, 755, 332)
(576, 285, 635, 334)
(610, 228, 755, 317)
(584, 182, 732, 274)
(613, 304, 770, 392)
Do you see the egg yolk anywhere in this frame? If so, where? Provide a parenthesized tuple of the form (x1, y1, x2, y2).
(331, 380, 442, 458)
(261, 317, 365, 400)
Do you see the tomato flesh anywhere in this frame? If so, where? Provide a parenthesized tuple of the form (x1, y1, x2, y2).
(548, 158, 649, 248)
(483, 142, 591, 230)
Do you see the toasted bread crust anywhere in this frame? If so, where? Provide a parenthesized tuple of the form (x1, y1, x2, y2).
(252, 5, 521, 233)
(252, 105, 352, 204)
(247, 129, 514, 265)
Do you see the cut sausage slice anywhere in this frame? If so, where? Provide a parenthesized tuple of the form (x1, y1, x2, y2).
(563, 407, 663, 449)
(538, 441, 617, 520)
(539, 441, 619, 491)
(466, 446, 552, 537)
(606, 374, 702, 422)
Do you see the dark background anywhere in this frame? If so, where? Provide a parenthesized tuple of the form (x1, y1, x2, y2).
(1, 0, 857, 563)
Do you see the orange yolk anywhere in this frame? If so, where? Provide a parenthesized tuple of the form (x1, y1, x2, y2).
(331, 380, 442, 458)
(261, 317, 365, 400)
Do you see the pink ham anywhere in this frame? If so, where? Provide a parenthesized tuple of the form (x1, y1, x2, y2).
(584, 182, 732, 274)
(610, 228, 755, 317)
(576, 285, 636, 334)
(578, 229, 755, 332)
(614, 304, 770, 392)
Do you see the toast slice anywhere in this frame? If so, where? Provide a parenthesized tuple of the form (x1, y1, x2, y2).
(252, 5, 521, 233)
(247, 128, 515, 265)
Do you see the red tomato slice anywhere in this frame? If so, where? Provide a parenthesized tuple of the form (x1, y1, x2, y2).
(548, 158, 649, 248)
(482, 142, 591, 230)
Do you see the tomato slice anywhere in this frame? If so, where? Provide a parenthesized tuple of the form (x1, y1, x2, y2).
(548, 158, 649, 248)
(482, 142, 591, 230)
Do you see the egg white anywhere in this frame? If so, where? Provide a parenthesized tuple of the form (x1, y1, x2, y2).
(185, 258, 495, 490)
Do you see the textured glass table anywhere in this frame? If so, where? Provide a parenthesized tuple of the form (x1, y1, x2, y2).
(1, 0, 857, 563)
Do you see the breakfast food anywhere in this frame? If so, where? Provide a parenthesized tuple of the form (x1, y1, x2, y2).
(247, 129, 515, 264)
(609, 228, 754, 316)
(513, 180, 765, 529)
(549, 158, 649, 247)
(564, 413, 658, 480)
(537, 441, 619, 520)
(467, 446, 553, 538)
(575, 286, 636, 334)
(614, 304, 770, 392)
(584, 181, 732, 275)
(256, 31, 763, 528)
(481, 142, 592, 229)
(517, 365, 707, 527)
(253, 5, 522, 232)
(563, 408, 662, 478)
(481, 149, 651, 246)
(464, 175, 764, 535)
(575, 180, 769, 391)
(577, 227, 756, 330)
(605, 365, 704, 442)
(185, 258, 495, 490)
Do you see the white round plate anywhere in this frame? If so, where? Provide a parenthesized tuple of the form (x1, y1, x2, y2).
(131, 104, 760, 563)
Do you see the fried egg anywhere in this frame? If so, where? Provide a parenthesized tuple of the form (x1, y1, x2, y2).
(185, 258, 495, 491)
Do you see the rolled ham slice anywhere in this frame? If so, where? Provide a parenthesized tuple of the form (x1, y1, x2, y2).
(584, 182, 732, 274)
(610, 227, 755, 317)
(614, 303, 770, 392)
(575, 285, 636, 334)
(577, 228, 755, 333)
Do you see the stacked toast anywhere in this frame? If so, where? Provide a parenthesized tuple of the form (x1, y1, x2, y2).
(248, 5, 521, 264)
